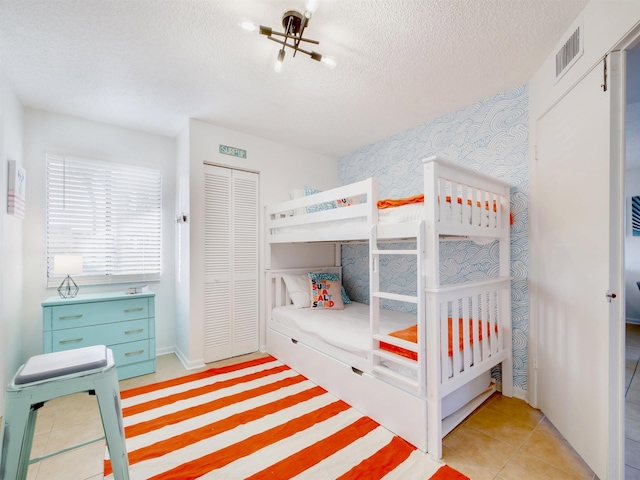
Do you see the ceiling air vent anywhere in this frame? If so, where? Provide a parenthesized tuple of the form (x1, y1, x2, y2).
(555, 23, 583, 82)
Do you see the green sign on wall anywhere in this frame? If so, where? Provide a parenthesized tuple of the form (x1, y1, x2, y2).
(219, 144, 247, 159)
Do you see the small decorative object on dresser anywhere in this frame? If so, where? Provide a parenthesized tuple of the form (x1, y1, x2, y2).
(42, 291, 155, 380)
(53, 254, 83, 298)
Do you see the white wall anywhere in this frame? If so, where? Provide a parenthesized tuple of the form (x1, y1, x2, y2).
(626, 167, 640, 322)
(0, 68, 24, 415)
(175, 119, 338, 368)
(21, 110, 177, 360)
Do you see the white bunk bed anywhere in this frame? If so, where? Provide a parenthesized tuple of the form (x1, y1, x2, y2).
(264, 156, 513, 458)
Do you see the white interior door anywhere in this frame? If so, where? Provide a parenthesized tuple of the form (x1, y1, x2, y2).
(203, 165, 259, 363)
(534, 56, 622, 479)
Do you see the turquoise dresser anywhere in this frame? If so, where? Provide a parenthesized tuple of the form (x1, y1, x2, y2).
(42, 291, 156, 380)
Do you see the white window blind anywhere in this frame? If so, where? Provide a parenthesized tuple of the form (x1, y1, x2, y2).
(46, 154, 162, 286)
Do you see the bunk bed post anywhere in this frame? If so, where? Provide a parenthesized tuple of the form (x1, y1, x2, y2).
(498, 185, 513, 397)
(369, 177, 378, 225)
(368, 177, 380, 372)
(370, 225, 380, 372)
(499, 185, 510, 278)
(334, 243, 341, 267)
(423, 157, 443, 458)
(417, 220, 427, 397)
(500, 280, 514, 397)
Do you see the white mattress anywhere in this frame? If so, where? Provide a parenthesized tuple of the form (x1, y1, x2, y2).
(271, 301, 415, 359)
(273, 203, 423, 236)
(272, 202, 496, 243)
(271, 301, 480, 380)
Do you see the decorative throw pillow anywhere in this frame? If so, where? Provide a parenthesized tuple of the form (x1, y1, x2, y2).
(308, 272, 349, 309)
(335, 197, 359, 208)
(341, 285, 351, 304)
(282, 274, 311, 308)
(303, 186, 336, 214)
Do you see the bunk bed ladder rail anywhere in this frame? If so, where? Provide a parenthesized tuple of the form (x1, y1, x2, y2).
(369, 221, 426, 395)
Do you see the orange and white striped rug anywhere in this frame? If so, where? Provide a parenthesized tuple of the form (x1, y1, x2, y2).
(104, 355, 467, 479)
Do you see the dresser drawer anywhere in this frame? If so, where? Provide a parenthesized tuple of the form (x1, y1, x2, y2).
(48, 297, 149, 330)
(111, 339, 152, 367)
(42, 291, 155, 380)
(49, 318, 150, 351)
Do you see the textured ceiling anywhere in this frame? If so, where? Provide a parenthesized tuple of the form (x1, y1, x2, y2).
(0, 0, 589, 157)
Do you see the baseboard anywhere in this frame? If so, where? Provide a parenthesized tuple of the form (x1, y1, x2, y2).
(496, 381, 527, 402)
(512, 386, 527, 402)
(156, 346, 175, 356)
(627, 318, 640, 325)
(173, 347, 206, 370)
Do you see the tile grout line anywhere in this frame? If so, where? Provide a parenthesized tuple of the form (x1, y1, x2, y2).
(492, 414, 544, 479)
(628, 353, 640, 397)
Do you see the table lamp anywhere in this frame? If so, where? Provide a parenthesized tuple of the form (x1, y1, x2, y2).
(54, 254, 83, 298)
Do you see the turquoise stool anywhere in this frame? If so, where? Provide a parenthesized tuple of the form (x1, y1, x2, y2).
(0, 345, 129, 479)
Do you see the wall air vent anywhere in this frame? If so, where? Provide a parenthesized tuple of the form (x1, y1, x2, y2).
(555, 23, 583, 82)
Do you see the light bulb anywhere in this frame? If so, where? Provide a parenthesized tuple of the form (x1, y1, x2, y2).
(275, 49, 285, 73)
(239, 21, 258, 32)
(321, 56, 337, 69)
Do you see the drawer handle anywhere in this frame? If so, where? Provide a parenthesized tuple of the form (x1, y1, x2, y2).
(124, 307, 144, 313)
(59, 314, 83, 320)
(125, 350, 145, 356)
(125, 328, 144, 334)
(59, 338, 83, 344)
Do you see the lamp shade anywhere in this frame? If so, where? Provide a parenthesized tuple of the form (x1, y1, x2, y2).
(53, 255, 83, 275)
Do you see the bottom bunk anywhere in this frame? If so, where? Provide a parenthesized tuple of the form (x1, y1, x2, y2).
(265, 267, 513, 457)
(267, 325, 494, 453)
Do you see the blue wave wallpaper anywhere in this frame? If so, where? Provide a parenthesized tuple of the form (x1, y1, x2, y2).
(338, 84, 529, 392)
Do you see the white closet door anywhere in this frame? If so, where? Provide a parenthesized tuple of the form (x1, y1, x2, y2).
(534, 56, 622, 479)
(231, 170, 260, 355)
(204, 165, 259, 363)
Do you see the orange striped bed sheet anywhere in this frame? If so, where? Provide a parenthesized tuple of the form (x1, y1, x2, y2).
(376, 193, 514, 224)
(379, 318, 497, 361)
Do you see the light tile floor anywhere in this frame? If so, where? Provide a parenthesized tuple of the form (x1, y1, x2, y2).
(625, 323, 640, 479)
(5, 351, 596, 479)
(442, 392, 596, 479)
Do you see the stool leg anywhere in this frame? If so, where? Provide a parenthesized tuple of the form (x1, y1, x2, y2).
(94, 369, 129, 480)
(0, 393, 38, 480)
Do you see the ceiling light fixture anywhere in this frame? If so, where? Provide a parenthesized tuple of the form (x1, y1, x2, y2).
(241, 9, 335, 72)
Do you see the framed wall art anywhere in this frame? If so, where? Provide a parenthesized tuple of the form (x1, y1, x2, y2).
(7, 159, 25, 219)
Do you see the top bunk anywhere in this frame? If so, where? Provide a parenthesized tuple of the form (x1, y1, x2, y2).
(266, 156, 512, 244)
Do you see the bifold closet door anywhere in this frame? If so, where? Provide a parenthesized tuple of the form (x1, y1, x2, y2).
(204, 164, 259, 363)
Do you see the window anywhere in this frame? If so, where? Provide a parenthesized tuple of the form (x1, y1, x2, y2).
(46, 154, 162, 286)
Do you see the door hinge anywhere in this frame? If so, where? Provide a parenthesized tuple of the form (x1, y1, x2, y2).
(601, 55, 608, 92)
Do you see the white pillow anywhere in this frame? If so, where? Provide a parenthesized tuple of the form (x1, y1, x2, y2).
(290, 189, 306, 216)
(282, 274, 311, 308)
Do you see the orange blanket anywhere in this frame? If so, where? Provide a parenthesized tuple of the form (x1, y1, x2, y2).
(377, 194, 425, 209)
(376, 194, 513, 225)
(379, 318, 496, 361)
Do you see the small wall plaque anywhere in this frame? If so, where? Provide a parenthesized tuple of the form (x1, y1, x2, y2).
(219, 144, 247, 159)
